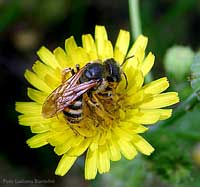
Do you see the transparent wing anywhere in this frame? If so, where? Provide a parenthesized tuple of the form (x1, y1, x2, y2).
(42, 67, 99, 118)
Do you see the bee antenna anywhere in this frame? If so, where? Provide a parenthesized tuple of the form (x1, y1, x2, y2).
(122, 71, 128, 89)
(120, 55, 135, 67)
(120, 56, 134, 89)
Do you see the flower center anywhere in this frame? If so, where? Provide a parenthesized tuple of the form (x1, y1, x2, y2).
(69, 90, 124, 138)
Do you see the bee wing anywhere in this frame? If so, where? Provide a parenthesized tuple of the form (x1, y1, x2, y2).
(42, 80, 99, 118)
(42, 66, 87, 118)
(42, 66, 99, 118)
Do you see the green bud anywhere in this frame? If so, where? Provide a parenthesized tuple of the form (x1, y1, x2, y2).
(164, 46, 194, 82)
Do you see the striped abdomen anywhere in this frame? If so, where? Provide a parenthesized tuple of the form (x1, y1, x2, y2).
(63, 96, 83, 123)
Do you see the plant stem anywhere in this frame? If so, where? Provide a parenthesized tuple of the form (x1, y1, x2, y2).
(128, 0, 153, 83)
(129, 0, 142, 40)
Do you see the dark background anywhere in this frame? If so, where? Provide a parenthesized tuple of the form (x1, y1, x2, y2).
(0, 0, 200, 186)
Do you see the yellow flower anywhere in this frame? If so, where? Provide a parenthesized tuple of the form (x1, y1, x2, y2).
(16, 25, 179, 180)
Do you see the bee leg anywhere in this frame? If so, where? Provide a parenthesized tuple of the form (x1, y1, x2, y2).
(86, 92, 99, 107)
(61, 68, 76, 83)
(87, 98, 98, 107)
(61, 64, 81, 83)
(87, 93, 115, 120)
(68, 123, 80, 135)
(61, 68, 72, 83)
(75, 64, 80, 71)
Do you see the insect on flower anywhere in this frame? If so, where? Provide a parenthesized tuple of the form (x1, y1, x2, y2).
(16, 25, 179, 180)
(42, 57, 130, 124)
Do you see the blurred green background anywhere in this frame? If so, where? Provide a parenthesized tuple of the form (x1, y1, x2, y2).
(0, 0, 200, 186)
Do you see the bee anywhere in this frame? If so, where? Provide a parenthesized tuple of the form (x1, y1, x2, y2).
(42, 58, 129, 123)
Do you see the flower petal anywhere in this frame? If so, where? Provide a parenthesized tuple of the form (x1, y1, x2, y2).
(141, 52, 155, 76)
(118, 140, 137, 160)
(125, 90, 144, 105)
(54, 47, 74, 68)
(65, 36, 78, 55)
(132, 135, 154, 155)
(25, 70, 52, 93)
(142, 77, 169, 96)
(126, 69, 144, 95)
(114, 30, 130, 64)
(70, 45, 89, 66)
(131, 125, 148, 133)
(104, 40, 114, 60)
(31, 123, 50, 133)
(65, 36, 89, 66)
(55, 154, 77, 176)
(95, 25, 108, 42)
(18, 115, 50, 126)
(16, 102, 50, 126)
(27, 132, 53, 148)
(119, 121, 148, 133)
(16, 102, 41, 114)
(67, 138, 92, 156)
(82, 34, 98, 60)
(95, 25, 113, 60)
(113, 126, 133, 141)
(97, 145, 110, 174)
(73, 125, 95, 137)
(27, 88, 48, 104)
(54, 131, 75, 155)
(127, 109, 160, 125)
(32, 60, 60, 82)
(37, 46, 61, 69)
(127, 35, 148, 62)
(108, 138, 121, 161)
(140, 92, 179, 109)
(140, 109, 172, 120)
(85, 148, 98, 180)
(48, 132, 68, 146)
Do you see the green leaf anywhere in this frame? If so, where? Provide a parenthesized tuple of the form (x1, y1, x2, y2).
(190, 52, 200, 90)
(190, 52, 200, 101)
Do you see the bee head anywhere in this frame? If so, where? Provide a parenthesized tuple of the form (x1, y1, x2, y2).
(103, 58, 121, 83)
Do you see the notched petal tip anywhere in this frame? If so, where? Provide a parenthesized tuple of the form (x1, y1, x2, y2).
(95, 25, 107, 40)
(141, 52, 155, 76)
(37, 46, 61, 69)
(114, 29, 130, 63)
(26, 133, 50, 148)
(127, 34, 148, 59)
(132, 135, 155, 155)
(55, 155, 77, 176)
(65, 36, 77, 51)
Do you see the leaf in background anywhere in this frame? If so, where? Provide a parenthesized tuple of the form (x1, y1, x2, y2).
(190, 52, 200, 91)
